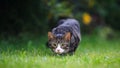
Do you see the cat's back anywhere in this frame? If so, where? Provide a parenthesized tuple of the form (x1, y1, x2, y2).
(58, 19, 81, 41)
(58, 19, 80, 28)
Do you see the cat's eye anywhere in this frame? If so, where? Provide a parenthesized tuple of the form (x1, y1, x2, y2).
(52, 43, 57, 47)
(61, 44, 64, 46)
(61, 44, 67, 47)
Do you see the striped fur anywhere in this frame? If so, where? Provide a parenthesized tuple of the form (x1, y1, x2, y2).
(47, 19, 81, 55)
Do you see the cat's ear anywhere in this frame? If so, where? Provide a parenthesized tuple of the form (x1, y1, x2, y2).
(64, 32, 71, 41)
(48, 32, 55, 40)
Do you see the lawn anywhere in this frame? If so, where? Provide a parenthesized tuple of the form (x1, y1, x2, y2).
(0, 35, 120, 68)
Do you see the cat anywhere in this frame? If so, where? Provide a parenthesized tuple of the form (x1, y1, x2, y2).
(47, 18, 81, 55)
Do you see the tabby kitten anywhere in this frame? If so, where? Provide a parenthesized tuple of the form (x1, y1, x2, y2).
(47, 19, 81, 55)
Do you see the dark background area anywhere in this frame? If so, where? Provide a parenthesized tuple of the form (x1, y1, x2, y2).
(0, 0, 120, 39)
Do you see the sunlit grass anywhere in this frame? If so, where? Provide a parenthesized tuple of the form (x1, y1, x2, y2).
(0, 35, 120, 68)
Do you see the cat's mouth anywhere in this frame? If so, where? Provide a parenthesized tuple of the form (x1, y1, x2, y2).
(55, 48, 65, 54)
(54, 48, 70, 54)
(56, 51, 62, 54)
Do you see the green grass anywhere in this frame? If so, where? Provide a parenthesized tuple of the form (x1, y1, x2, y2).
(0, 35, 120, 68)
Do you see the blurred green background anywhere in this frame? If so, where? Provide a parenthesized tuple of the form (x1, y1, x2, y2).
(0, 0, 120, 38)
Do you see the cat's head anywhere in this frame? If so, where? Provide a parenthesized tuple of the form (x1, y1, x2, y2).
(48, 32, 71, 54)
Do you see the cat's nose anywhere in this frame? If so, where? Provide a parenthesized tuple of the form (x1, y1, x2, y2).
(56, 50, 61, 54)
(57, 50, 60, 52)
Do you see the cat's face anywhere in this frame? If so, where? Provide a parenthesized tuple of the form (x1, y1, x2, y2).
(48, 32, 71, 54)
